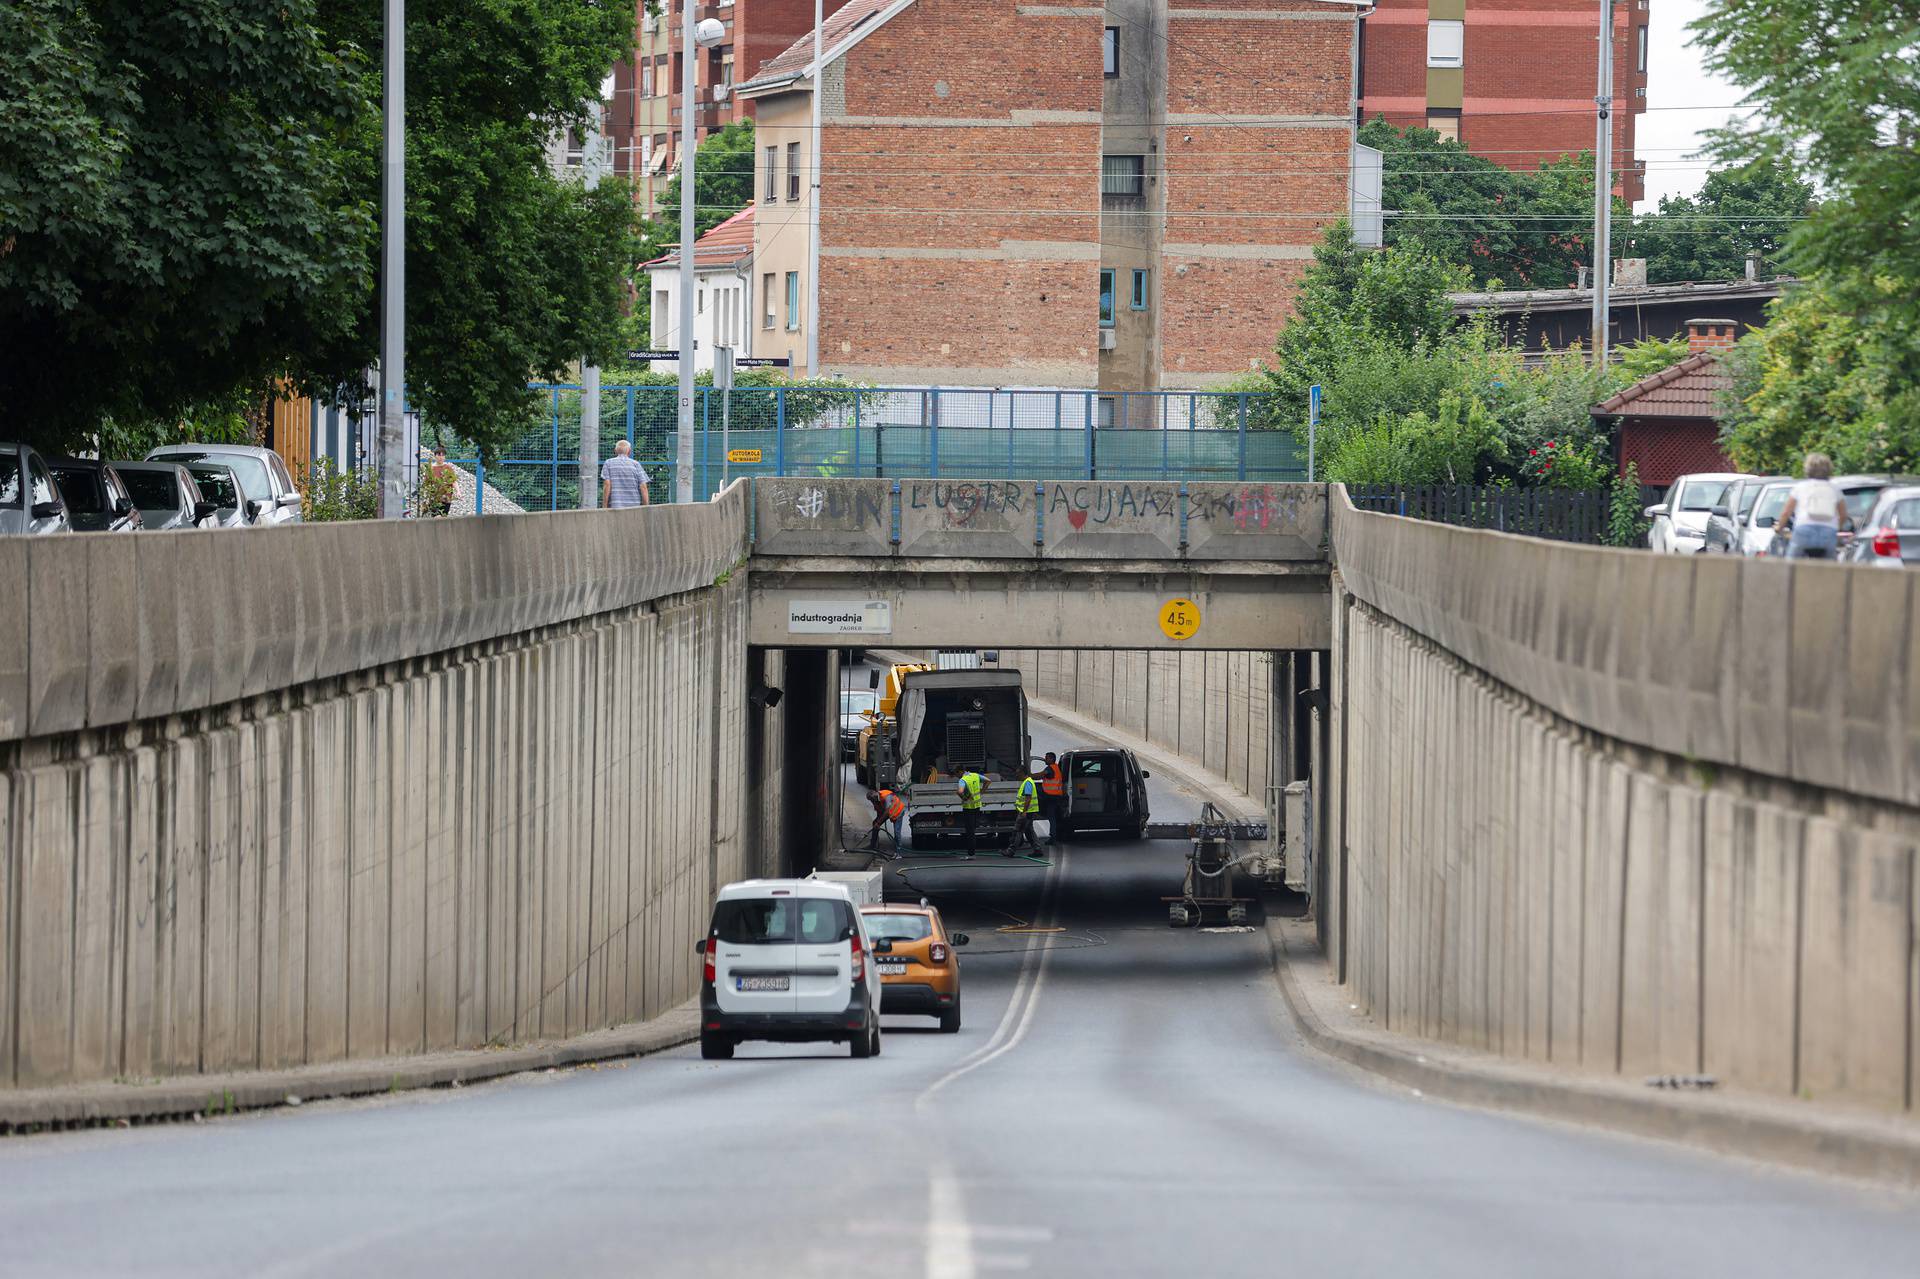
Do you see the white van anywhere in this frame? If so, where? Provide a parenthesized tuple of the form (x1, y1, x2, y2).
(696, 878, 884, 1060)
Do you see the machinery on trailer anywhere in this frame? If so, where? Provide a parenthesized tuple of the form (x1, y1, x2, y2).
(870, 669, 1031, 845)
(1146, 803, 1274, 927)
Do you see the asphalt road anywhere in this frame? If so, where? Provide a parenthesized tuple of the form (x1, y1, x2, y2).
(3, 719, 1919, 1277)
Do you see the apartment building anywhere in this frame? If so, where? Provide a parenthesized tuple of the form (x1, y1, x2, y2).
(606, 0, 856, 212)
(1358, 0, 1648, 201)
(740, 0, 1368, 395)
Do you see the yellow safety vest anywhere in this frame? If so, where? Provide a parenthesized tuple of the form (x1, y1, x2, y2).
(1015, 777, 1039, 814)
(959, 772, 985, 811)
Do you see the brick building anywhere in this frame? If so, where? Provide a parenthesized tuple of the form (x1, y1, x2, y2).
(739, 0, 1368, 398)
(1594, 319, 1741, 487)
(606, 0, 855, 212)
(1359, 0, 1646, 201)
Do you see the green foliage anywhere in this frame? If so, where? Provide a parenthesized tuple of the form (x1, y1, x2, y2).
(302, 457, 381, 521)
(1624, 161, 1814, 283)
(1613, 334, 1690, 382)
(1607, 462, 1651, 547)
(632, 120, 757, 339)
(1357, 118, 1617, 289)
(1518, 437, 1611, 490)
(1325, 392, 1506, 486)
(0, 0, 372, 450)
(417, 460, 458, 516)
(1691, 0, 1919, 445)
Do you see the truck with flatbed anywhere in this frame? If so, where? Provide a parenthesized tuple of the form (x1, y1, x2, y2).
(870, 669, 1031, 845)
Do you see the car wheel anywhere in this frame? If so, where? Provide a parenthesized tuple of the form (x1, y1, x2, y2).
(1054, 820, 1072, 842)
(852, 1020, 877, 1058)
(700, 1032, 734, 1061)
(938, 998, 962, 1034)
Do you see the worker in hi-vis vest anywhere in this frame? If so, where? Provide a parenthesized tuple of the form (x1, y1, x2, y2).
(1011, 769, 1042, 855)
(1040, 752, 1066, 846)
(867, 788, 907, 853)
(956, 769, 986, 856)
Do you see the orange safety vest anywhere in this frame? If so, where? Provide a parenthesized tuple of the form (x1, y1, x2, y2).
(876, 789, 906, 820)
(1040, 763, 1064, 797)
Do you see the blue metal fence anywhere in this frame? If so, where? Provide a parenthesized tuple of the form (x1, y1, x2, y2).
(414, 385, 1304, 514)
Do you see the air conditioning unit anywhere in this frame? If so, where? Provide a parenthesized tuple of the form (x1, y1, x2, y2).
(713, 85, 731, 102)
(1098, 329, 1118, 351)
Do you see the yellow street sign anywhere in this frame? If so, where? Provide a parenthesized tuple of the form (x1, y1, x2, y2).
(726, 448, 763, 464)
(1158, 598, 1201, 641)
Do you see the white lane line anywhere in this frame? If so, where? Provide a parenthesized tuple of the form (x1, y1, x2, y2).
(925, 1165, 975, 1279)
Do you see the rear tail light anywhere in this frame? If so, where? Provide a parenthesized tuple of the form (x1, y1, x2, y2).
(930, 943, 949, 965)
(701, 938, 714, 985)
(850, 932, 865, 981)
(1874, 528, 1900, 557)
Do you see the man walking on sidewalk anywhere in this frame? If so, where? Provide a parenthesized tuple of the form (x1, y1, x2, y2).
(956, 768, 986, 856)
(600, 438, 651, 509)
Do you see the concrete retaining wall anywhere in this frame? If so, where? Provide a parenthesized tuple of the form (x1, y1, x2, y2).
(1328, 489, 1920, 1113)
(0, 491, 805, 1090)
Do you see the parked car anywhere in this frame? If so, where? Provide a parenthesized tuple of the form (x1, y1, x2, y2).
(0, 442, 73, 534)
(1054, 748, 1151, 840)
(859, 901, 968, 1033)
(146, 444, 303, 525)
(113, 461, 218, 530)
(695, 878, 883, 1060)
(48, 457, 141, 532)
(1839, 486, 1920, 568)
(181, 462, 253, 528)
(1703, 476, 1786, 554)
(1645, 473, 1750, 554)
(1736, 480, 1796, 557)
(840, 688, 878, 760)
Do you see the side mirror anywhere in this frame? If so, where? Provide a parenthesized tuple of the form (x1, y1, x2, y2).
(1141, 770, 1151, 779)
(1710, 505, 1730, 520)
(693, 937, 708, 954)
(192, 500, 218, 522)
(873, 939, 893, 953)
(114, 497, 134, 516)
(868, 668, 880, 689)
(30, 500, 62, 520)
(248, 499, 272, 521)
(1644, 503, 1668, 519)
(277, 492, 302, 508)
(1756, 515, 1776, 528)
(951, 933, 969, 947)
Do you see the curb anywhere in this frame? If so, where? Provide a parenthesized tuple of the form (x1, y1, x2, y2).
(0, 1008, 699, 1131)
(1263, 918, 1920, 1190)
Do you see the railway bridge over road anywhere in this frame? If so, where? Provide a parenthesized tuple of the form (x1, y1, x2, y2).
(744, 478, 1331, 650)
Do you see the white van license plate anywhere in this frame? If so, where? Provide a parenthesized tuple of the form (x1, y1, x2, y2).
(736, 976, 790, 992)
(878, 961, 907, 975)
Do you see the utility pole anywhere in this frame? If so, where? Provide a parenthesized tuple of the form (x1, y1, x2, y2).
(579, 115, 607, 509)
(378, 0, 406, 518)
(805, 0, 822, 380)
(675, 0, 699, 504)
(1590, 0, 1615, 368)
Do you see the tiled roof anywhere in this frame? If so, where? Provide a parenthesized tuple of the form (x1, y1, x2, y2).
(1592, 351, 1733, 419)
(643, 204, 755, 271)
(741, 0, 903, 89)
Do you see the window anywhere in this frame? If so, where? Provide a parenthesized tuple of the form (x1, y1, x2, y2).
(1636, 25, 1648, 73)
(1103, 26, 1119, 77)
(864, 912, 933, 943)
(1427, 19, 1463, 68)
(0, 453, 19, 507)
(762, 273, 776, 328)
(641, 63, 653, 97)
(1095, 396, 1116, 429)
(1101, 154, 1144, 197)
(1098, 268, 1116, 327)
(52, 466, 104, 514)
(785, 271, 800, 329)
(696, 287, 705, 315)
(786, 141, 802, 202)
(121, 469, 180, 511)
(797, 898, 855, 944)
(713, 898, 795, 944)
(763, 146, 778, 201)
(1425, 111, 1460, 142)
(654, 289, 670, 343)
(1129, 269, 1149, 311)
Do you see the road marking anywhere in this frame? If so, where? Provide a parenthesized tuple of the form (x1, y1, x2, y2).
(925, 1165, 975, 1279)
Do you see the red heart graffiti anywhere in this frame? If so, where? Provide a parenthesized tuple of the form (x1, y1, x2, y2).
(1066, 509, 1088, 530)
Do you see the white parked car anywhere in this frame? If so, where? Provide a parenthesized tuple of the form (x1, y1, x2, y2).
(1645, 472, 1751, 553)
(1736, 480, 1796, 556)
(696, 878, 883, 1060)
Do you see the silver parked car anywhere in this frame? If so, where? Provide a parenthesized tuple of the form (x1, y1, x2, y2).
(181, 462, 254, 528)
(1645, 472, 1752, 554)
(1736, 480, 1796, 557)
(146, 444, 303, 525)
(0, 442, 72, 534)
(1703, 476, 1787, 554)
(1839, 486, 1920, 568)
(112, 461, 219, 530)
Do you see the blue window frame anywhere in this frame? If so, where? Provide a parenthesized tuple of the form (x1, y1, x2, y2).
(1130, 269, 1149, 311)
(1098, 268, 1116, 327)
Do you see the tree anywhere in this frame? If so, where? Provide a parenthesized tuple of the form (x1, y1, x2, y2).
(1357, 118, 1617, 289)
(1624, 161, 1815, 283)
(630, 119, 758, 340)
(1692, 0, 1919, 408)
(0, 0, 372, 451)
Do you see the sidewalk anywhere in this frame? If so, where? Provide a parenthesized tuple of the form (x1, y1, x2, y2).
(0, 1006, 698, 1131)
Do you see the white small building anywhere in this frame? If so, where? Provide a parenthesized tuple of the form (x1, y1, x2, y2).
(642, 203, 755, 374)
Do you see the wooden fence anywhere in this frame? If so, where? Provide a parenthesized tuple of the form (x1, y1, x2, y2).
(1346, 485, 1610, 545)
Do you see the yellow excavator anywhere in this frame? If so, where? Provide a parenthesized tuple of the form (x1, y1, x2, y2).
(854, 661, 933, 787)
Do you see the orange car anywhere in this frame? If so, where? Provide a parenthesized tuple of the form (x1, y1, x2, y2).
(859, 902, 969, 1033)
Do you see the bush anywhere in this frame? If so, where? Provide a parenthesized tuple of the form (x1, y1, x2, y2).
(1607, 462, 1650, 547)
(303, 457, 381, 522)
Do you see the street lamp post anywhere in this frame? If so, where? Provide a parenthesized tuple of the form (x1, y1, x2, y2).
(378, 0, 406, 518)
(676, 11, 728, 504)
(1591, 0, 1615, 368)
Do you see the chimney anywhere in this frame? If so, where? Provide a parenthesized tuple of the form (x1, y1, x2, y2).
(1612, 258, 1648, 288)
(1745, 252, 1762, 282)
(1576, 264, 1588, 291)
(1686, 318, 1739, 355)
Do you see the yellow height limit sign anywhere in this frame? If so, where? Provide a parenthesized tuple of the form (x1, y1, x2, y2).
(1158, 598, 1201, 641)
(726, 448, 762, 464)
